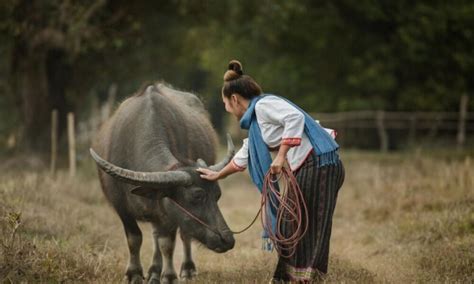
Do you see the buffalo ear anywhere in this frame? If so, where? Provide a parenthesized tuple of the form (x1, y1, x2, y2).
(131, 186, 161, 199)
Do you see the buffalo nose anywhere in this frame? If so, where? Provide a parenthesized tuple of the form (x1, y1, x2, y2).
(220, 231, 235, 250)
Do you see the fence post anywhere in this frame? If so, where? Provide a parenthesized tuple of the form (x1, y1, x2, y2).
(427, 114, 442, 140)
(376, 110, 388, 152)
(101, 83, 117, 122)
(408, 114, 417, 146)
(457, 95, 468, 149)
(50, 109, 58, 176)
(107, 83, 117, 112)
(68, 112, 76, 177)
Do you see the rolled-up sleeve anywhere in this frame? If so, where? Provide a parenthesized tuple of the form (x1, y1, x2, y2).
(231, 138, 248, 171)
(256, 98, 305, 147)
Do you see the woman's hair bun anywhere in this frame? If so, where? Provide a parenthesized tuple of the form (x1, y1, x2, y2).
(228, 60, 243, 74)
(223, 60, 243, 82)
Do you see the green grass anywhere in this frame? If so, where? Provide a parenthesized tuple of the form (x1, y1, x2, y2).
(1, 150, 473, 283)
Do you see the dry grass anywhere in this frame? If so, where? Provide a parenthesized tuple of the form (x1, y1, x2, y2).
(1, 150, 473, 283)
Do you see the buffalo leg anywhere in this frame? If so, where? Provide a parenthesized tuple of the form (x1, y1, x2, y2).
(157, 229, 178, 283)
(120, 214, 144, 283)
(179, 230, 197, 279)
(146, 224, 163, 284)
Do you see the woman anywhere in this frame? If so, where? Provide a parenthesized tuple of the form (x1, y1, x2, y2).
(197, 60, 344, 282)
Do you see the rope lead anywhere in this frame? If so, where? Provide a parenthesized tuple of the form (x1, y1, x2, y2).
(262, 167, 309, 258)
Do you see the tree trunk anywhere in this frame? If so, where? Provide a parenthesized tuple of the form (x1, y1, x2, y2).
(15, 48, 50, 151)
(12, 44, 70, 152)
(47, 49, 71, 143)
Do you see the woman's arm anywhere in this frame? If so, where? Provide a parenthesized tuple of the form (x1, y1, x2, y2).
(197, 138, 248, 181)
(256, 97, 305, 148)
(271, 144, 291, 174)
(197, 161, 241, 181)
(256, 97, 306, 174)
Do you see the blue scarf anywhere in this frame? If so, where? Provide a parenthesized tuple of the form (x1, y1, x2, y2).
(239, 94, 339, 248)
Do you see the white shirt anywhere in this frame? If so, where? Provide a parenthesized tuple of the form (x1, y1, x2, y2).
(232, 95, 314, 172)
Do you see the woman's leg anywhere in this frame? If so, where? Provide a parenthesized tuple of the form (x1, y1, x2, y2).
(278, 155, 344, 281)
(272, 257, 290, 281)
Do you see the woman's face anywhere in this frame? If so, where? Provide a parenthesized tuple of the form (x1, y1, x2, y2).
(222, 93, 245, 120)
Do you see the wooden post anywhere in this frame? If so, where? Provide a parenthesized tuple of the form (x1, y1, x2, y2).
(90, 93, 100, 135)
(427, 114, 442, 140)
(67, 112, 76, 177)
(408, 114, 417, 146)
(457, 95, 468, 149)
(101, 83, 117, 122)
(50, 109, 58, 176)
(107, 83, 117, 112)
(376, 110, 388, 152)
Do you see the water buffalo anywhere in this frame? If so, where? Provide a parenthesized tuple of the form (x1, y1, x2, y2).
(90, 83, 235, 283)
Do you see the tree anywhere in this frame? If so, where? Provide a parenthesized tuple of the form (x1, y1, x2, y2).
(1, 0, 472, 153)
(1, 0, 135, 151)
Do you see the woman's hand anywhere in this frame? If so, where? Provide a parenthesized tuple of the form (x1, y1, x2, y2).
(196, 168, 221, 181)
(270, 155, 286, 174)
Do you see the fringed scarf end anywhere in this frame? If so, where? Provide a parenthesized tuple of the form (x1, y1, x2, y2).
(317, 150, 339, 168)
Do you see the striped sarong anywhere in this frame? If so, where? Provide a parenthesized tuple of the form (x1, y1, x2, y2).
(273, 150, 345, 282)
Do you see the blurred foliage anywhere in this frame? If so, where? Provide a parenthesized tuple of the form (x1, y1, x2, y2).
(0, 0, 473, 151)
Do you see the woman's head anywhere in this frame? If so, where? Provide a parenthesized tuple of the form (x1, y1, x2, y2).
(221, 60, 262, 119)
(222, 60, 262, 99)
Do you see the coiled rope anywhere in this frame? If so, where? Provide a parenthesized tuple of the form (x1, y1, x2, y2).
(261, 167, 309, 258)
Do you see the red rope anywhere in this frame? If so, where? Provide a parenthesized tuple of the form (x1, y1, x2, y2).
(167, 166, 308, 259)
(261, 167, 309, 258)
(168, 198, 224, 237)
(169, 197, 262, 236)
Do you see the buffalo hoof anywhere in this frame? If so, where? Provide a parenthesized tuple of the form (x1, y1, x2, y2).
(129, 274, 144, 284)
(161, 273, 178, 284)
(146, 272, 160, 284)
(179, 261, 197, 280)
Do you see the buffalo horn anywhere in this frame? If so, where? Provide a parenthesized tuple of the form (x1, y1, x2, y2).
(90, 149, 192, 188)
(209, 133, 236, 172)
(196, 158, 208, 167)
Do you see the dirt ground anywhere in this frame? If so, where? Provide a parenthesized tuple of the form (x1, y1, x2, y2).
(1, 149, 473, 283)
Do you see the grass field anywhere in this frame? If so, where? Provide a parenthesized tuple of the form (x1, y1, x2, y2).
(1, 149, 473, 283)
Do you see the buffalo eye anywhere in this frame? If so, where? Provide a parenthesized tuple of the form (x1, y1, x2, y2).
(191, 189, 207, 204)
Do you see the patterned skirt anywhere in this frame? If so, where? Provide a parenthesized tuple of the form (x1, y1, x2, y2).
(273, 151, 345, 282)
